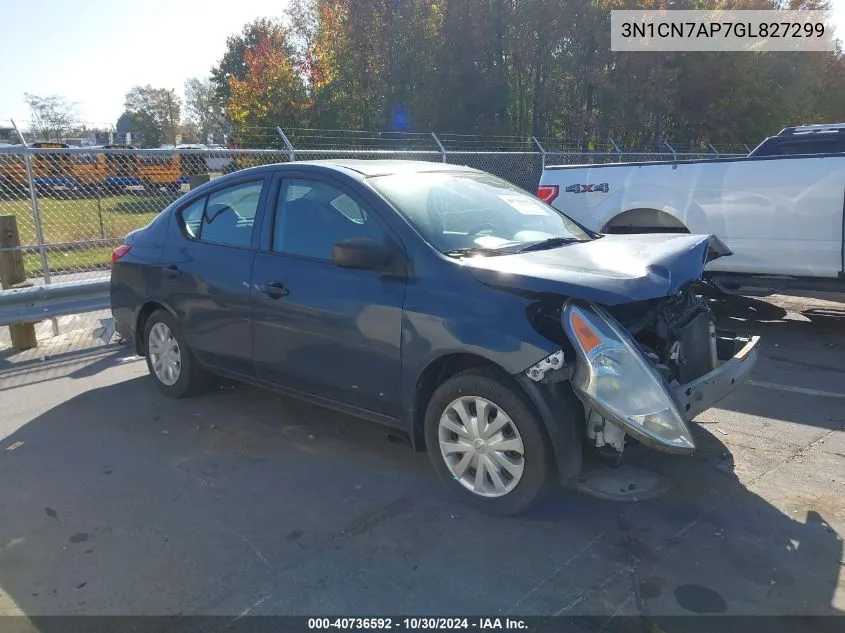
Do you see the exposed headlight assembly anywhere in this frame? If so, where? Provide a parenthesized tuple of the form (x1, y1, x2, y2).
(562, 301, 696, 453)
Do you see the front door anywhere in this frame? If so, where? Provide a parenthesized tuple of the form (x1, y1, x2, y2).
(250, 175, 405, 418)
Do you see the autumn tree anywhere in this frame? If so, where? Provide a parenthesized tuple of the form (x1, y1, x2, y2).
(211, 18, 292, 103)
(294, 0, 385, 130)
(226, 29, 309, 147)
(210, 0, 845, 150)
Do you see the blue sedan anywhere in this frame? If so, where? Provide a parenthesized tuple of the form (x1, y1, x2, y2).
(110, 160, 759, 515)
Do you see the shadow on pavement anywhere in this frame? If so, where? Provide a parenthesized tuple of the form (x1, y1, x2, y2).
(710, 294, 845, 331)
(0, 370, 841, 627)
(0, 346, 132, 393)
(705, 294, 845, 427)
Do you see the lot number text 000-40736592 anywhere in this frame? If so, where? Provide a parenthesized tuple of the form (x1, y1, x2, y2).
(306, 617, 529, 630)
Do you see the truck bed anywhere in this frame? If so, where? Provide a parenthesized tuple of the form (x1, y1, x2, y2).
(538, 153, 845, 284)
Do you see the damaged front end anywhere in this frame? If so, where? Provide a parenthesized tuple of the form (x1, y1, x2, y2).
(525, 283, 760, 457)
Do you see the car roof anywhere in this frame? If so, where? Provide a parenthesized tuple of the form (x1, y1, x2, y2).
(185, 159, 485, 198)
(292, 159, 482, 177)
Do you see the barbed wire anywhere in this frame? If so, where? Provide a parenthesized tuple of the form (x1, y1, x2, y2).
(1, 117, 755, 156)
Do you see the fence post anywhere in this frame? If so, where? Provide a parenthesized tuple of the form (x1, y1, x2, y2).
(665, 141, 678, 161)
(431, 132, 447, 163)
(609, 139, 623, 159)
(276, 127, 296, 162)
(96, 187, 105, 239)
(532, 136, 546, 169)
(0, 215, 38, 350)
(12, 119, 58, 337)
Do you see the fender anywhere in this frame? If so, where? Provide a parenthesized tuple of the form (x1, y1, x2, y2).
(516, 376, 583, 484)
(402, 347, 585, 487)
(592, 184, 711, 234)
(132, 299, 180, 355)
(400, 306, 561, 448)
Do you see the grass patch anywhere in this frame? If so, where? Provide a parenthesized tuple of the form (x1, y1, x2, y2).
(1, 191, 180, 276)
(23, 247, 114, 277)
(0, 192, 179, 246)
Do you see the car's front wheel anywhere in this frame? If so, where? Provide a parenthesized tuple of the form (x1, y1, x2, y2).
(424, 369, 554, 516)
(143, 309, 208, 398)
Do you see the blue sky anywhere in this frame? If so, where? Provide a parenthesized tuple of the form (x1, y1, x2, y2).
(1, 0, 844, 130)
(0, 0, 290, 128)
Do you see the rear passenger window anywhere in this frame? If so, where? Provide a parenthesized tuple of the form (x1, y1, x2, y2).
(177, 180, 264, 246)
(180, 198, 205, 238)
(200, 181, 264, 248)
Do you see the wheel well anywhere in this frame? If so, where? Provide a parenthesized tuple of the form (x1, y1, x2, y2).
(602, 208, 689, 234)
(135, 301, 167, 356)
(411, 353, 517, 451)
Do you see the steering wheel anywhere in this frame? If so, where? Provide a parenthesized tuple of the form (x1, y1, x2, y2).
(466, 223, 496, 238)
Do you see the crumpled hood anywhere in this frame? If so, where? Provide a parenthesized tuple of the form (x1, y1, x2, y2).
(463, 233, 732, 305)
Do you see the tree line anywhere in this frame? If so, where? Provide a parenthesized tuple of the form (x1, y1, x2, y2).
(23, 0, 845, 150)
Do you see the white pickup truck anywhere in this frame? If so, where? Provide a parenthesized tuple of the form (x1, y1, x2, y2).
(537, 124, 845, 294)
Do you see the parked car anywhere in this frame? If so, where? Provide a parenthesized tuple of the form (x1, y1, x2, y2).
(537, 124, 845, 295)
(748, 123, 845, 157)
(110, 160, 760, 515)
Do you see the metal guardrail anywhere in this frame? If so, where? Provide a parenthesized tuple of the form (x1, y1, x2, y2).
(0, 277, 110, 327)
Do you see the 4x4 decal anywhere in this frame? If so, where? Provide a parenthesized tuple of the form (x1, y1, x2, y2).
(565, 183, 609, 194)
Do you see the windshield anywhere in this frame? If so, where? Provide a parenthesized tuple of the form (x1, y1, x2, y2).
(368, 171, 591, 254)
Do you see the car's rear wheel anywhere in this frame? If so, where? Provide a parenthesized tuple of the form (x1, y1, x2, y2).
(143, 310, 208, 398)
(424, 369, 553, 516)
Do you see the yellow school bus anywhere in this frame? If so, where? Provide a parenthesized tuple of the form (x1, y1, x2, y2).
(30, 142, 76, 186)
(71, 145, 141, 192)
(137, 150, 183, 191)
(0, 151, 27, 196)
(135, 148, 209, 191)
(0, 142, 76, 195)
(177, 146, 211, 182)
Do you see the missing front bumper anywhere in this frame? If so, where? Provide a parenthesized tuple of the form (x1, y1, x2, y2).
(672, 335, 761, 422)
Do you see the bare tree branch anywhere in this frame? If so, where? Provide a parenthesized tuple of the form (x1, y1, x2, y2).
(24, 94, 79, 143)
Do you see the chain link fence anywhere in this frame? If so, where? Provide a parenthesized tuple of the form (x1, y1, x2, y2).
(0, 132, 749, 361)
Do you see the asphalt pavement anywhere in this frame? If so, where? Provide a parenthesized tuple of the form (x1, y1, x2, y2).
(0, 293, 843, 625)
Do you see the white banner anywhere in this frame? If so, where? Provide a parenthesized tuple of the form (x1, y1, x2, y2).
(610, 10, 835, 52)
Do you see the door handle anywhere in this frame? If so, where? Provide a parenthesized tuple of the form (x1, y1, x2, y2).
(259, 281, 288, 299)
(165, 265, 181, 280)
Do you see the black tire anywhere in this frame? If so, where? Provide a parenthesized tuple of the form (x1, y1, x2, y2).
(424, 368, 554, 516)
(143, 309, 209, 398)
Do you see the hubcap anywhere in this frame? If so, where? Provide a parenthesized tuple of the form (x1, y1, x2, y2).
(438, 396, 525, 498)
(148, 322, 182, 386)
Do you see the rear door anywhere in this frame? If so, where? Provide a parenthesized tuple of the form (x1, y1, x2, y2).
(250, 172, 406, 418)
(163, 175, 270, 376)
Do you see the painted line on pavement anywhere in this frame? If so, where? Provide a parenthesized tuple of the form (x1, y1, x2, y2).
(746, 379, 845, 399)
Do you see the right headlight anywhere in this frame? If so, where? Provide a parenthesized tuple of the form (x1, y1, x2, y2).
(562, 301, 696, 453)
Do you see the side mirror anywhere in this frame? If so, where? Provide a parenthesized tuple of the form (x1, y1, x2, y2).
(332, 237, 393, 270)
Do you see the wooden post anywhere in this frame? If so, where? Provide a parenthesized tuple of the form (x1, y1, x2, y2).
(0, 214, 38, 350)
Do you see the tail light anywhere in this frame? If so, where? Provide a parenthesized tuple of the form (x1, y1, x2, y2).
(537, 185, 559, 204)
(111, 244, 132, 266)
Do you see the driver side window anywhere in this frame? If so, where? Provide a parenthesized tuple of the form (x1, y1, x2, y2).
(273, 179, 387, 261)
